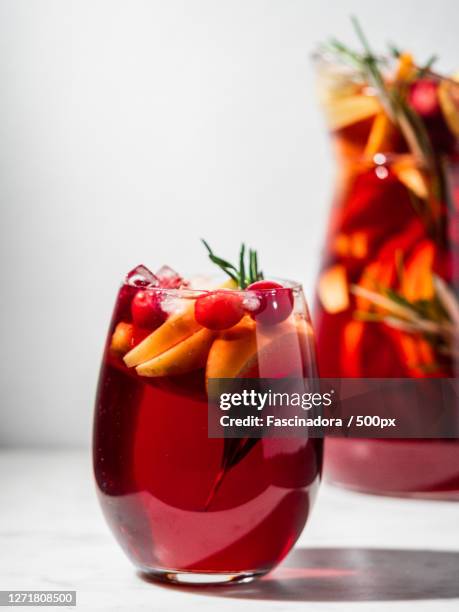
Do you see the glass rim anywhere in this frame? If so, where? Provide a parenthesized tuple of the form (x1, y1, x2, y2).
(125, 276, 303, 297)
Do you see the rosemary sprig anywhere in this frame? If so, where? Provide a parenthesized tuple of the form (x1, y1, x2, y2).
(417, 54, 438, 78)
(201, 239, 265, 509)
(325, 18, 437, 166)
(350, 16, 435, 166)
(324, 17, 447, 235)
(351, 278, 459, 359)
(327, 38, 364, 71)
(201, 240, 264, 288)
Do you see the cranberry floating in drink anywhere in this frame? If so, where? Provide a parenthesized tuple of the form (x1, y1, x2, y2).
(313, 20, 459, 498)
(93, 245, 322, 584)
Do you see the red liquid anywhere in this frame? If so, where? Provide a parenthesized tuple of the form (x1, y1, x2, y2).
(94, 289, 322, 575)
(314, 145, 459, 498)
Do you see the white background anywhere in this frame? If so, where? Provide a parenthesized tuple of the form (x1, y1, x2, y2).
(1, 0, 458, 448)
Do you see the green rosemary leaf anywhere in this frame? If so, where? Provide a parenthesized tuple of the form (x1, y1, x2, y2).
(201, 239, 239, 283)
(239, 243, 246, 289)
(201, 238, 213, 257)
(397, 96, 434, 162)
(351, 16, 372, 57)
(327, 39, 362, 69)
(201, 239, 238, 271)
(350, 17, 396, 122)
(209, 254, 238, 273)
(210, 259, 239, 283)
(248, 249, 255, 285)
(418, 54, 438, 78)
(384, 288, 418, 311)
(201, 240, 264, 288)
(388, 43, 401, 58)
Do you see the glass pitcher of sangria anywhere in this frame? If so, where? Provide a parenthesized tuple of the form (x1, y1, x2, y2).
(313, 25, 459, 498)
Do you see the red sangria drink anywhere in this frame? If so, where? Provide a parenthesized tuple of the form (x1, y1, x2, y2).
(314, 21, 459, 498)
(93, 243, 322, 584)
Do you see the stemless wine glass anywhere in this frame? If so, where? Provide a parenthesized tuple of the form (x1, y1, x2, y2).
(93, 268, 322, 585)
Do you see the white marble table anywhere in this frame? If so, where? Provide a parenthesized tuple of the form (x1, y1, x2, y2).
(1, 450, 458, 611)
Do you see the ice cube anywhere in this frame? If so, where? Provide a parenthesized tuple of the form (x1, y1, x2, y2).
(156, 265, 187, 289)
(160, 293, 187, 316)
(242, 291, 262, 313)
(125, 265, 159, 288)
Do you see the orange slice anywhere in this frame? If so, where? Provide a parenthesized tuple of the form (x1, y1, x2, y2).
(395, 52, 415, 81)
(397, 334, 437, 377)
(318, 265, 349, 314)
(355, 260, 395, 313)
(323, 94, 381, 131)
(136, 328, 215, 377)
(206, 317, 257, 380)
(124, 306, 200, 368)
(124, 279, 236, 368)
(206, 316, 313, 382)
(392, 159, 428, 199)
(364, 112, 395, 158)
(341, 320, 365, 377)
(110, 322, 134, 355)
(401, 240, 435, 301)
(438, 78, 459, 137)
(334, 232, 369, 259)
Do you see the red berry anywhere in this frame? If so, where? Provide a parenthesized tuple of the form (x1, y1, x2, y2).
(247, 280, 293, 326)
(195, 291, 244, 330)
(131, 289, 167, 329)
(408, 79, 440, 118)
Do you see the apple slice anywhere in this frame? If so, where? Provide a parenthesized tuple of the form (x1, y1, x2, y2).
(136, 328, 215, 377)
(206, 317, 257, 380)
(323, 94, 381, 131)
(124, 278, 236, 368)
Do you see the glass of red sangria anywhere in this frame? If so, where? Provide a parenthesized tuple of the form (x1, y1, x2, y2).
(93, 243, 322, 585)
(313, 20, 459, 498)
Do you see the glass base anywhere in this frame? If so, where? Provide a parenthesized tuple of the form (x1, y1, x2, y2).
(324, 439, 459, 501)
(327, 476, 459, 501)
(140, 567, 267, 586)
